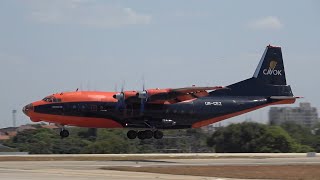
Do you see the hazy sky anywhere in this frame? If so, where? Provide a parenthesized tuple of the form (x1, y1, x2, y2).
(0, 0, 319, 128)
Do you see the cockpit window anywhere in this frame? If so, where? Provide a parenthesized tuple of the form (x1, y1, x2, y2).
(42, 97, 52, 102)
(42, 96, 62, 103)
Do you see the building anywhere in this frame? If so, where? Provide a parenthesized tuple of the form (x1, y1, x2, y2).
(201, 122, 223, 133)
(269, 102, 319, 128)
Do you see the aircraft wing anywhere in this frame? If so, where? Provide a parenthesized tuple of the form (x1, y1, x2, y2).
(147, 86, 227, 103)
(170, 86, 225, 93)
(120, 86, 227, 104)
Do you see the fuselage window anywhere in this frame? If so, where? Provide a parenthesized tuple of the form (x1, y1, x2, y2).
(81, 105, 87, 111)
(100, 104, 114, 110)
(90, 105, 97, 112)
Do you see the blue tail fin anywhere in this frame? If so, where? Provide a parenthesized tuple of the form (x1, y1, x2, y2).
(253, 45, 287, 85)
(211, 45, 293, 97)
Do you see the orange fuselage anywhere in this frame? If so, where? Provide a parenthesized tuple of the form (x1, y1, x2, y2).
(24, 91, 124, 128)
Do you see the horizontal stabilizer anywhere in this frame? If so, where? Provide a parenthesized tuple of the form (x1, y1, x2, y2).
(270, 96, 303, 100)
(171, 86, 227, 93)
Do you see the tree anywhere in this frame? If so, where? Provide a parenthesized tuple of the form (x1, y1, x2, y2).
(280, 122, 316, 146)
(207, 122, 267, 152)
(5, 128, 91, 154)
(255, 126, 298, 153)
(207, 122, 310, 153)
(81, 136, 130, 154)
(5, 128, 56, 154)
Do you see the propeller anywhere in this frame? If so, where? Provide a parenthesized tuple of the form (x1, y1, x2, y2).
(137, 78, 148, 114)
(114, 83, 118, 92)
(113, 82, 125, 110)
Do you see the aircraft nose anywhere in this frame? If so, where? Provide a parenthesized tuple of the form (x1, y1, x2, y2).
(22, 103, 34, 116)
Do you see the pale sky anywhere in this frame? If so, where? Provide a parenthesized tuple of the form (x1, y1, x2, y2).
(0, 0, 319, 127)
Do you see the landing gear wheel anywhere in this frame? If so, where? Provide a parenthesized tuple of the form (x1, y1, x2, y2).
(60, 129, 69, 138)
(153, 130, 163, 139)
(144, 130, 153, 139)
(137, 131, 146, 140)
(127, 130, 137, 139)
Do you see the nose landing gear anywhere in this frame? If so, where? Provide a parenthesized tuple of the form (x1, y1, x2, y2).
(56, 124, 69, 138)
(59, 129, 69, 138)
(127, 130, 163, 140)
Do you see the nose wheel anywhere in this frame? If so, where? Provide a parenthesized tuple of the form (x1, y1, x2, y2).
(59, 129, 69, 138)
(55, 124, 70, 138)
(127, 130, 163, 140)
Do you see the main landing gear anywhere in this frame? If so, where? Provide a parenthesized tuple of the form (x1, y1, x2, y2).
(127, 130, 163, 140)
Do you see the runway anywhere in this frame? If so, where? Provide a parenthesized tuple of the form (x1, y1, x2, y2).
(0, 165, 212, 180)
(0, 154, 318, 180)
(0, 161, 236, 180)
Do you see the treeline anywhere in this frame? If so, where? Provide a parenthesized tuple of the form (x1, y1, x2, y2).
(207, 122, 320, 153)
(3, 126, 210, 154)
(2, 122, 320, 154)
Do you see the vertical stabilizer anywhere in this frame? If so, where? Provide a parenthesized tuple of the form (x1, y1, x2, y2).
(253, 45, 287, 85)
(211, 45, 293, 97)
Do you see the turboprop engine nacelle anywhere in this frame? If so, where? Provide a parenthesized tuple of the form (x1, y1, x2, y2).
(113, 93, 125, 100)
(136, 91, 148, 99)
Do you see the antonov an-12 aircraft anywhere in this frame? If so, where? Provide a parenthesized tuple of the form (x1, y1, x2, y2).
(23, 45, 299, 139)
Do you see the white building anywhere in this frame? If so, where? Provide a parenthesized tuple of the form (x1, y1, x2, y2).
(269, 102, 319, 128)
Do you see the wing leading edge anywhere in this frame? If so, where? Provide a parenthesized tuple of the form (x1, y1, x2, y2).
(120, 86, 227, 104)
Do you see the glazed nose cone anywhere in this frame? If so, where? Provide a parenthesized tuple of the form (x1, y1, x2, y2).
(22, 103, 33, 116)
